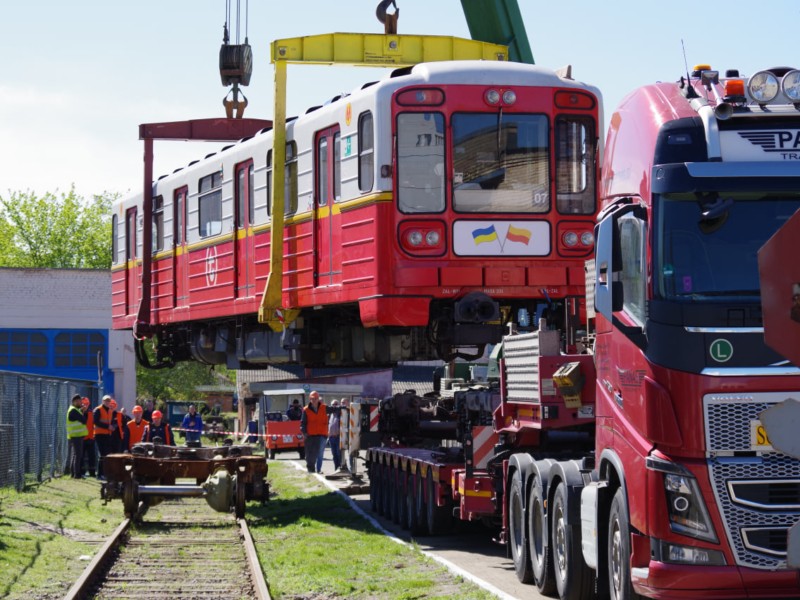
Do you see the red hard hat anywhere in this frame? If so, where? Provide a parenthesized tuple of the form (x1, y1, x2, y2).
(132, 405, 143, 414)
(81, 398, 90, 407)
(152, 410, 163, 419)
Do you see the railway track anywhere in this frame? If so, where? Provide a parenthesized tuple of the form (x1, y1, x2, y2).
(64, 497, 270, 600)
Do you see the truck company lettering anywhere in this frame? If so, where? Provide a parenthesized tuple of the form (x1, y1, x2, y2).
(739, 130, 800, 155)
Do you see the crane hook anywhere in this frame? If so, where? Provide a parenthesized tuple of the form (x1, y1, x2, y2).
(376, 0, 399, 35)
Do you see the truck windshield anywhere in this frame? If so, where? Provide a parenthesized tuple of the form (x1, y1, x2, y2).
(655, 192, 800, 300)
(452, 113, 549, 213)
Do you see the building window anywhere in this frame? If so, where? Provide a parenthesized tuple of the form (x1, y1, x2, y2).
(358, 112, 374, 192)
(54, 332, 105, 369)
(0, 331, 47, 368)
(199, 171, 223, 237)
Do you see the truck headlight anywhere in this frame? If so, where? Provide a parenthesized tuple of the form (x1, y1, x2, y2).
(663, 473, 718, 543)
(647, 456, 718, 543)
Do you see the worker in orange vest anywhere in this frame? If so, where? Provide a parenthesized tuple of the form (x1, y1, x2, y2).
(301, 391, 328, 474)
(126, 405, 149, 450)
(142, 410, 174, 446)
(92, 395, 117, 479)
(81, 398, 97, 477)
(108, 399, 128, 453)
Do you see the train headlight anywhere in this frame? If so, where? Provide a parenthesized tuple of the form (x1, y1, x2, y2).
(562, 231, 578, 247)
(407, 230, 423, 246)
(425, 230, 440, 246)
(782, 69, 800, 102)
(748, 70, 779, 103)
(580, 231, 594, 247)
(502, 90, 517, 105)
(485, 89, 500, 105)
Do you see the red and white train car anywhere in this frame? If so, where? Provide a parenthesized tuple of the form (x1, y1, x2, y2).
(111, 60, 601, 368)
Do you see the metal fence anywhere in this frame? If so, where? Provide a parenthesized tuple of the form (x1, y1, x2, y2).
(0, 371, 98, 491)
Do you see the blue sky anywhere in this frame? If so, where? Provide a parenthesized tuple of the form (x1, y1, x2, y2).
(2, 1, 798, 200)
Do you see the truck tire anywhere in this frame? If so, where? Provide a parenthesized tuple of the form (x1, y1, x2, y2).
(529, 475, 555, 595)
(298, 448, 305, 460)
(390, 466, 402, 524)
(508, 470, 534, 583)
(426, 469, 452, 535)
(268, 448, 276, 460)
(609, 488, 643, 600)
(369, 461, 380, 512)
(552, 481, 594, 600)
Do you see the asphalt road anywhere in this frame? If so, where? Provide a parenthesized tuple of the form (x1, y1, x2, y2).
(280, 454, 550, 600)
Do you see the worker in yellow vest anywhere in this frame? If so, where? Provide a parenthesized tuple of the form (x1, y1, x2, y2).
(66, 394, 88, 479)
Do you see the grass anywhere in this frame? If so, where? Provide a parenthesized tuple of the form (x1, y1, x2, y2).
(0, 477, 124, 599)
(0, 464, 499, 600)
(250, 461, 497, 600)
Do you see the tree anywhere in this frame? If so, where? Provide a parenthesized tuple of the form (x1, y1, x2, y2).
(135, 340, 234, 403)
(0, 188, 115, 269)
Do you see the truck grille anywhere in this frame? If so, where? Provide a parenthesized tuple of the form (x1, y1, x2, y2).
(704, 393, 800, 569)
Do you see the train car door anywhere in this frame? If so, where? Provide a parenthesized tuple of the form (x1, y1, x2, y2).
(125, 207, 139, 315)
(314, 126, 342, 287)
(234, 161, 255, 298)
(173, 187, 189, 308)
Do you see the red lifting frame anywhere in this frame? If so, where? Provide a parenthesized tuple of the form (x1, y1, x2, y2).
(135, 118, 272, 338)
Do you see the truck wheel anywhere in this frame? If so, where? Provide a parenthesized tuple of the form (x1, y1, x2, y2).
(529, 476, 555, 595)
(298, 448, 305, 460)
(609, 488, 643, 600)
(552, 481, 594, 600)
(508, 470, 534, 583)
(416, 467, 428, 535)
(426, 469, 452, 535)
(268, 448, 276, 460)
(406, 471, 424, 534)
(122, 479, 139, 518)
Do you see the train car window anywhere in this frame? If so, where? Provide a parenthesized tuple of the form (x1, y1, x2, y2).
(555, 116, 596, 215)
(397, 112, 445, 213)
(358, 112, 374, 192)
(452, 113, 549, 213)
(152, 195, 164, 252)
(198, 171, 223, 237)
(248, 163, 255, 224)
(174, 187, 186, 245)
(266, 142, 298, 216)
(111, 214, 119, 264)
(317, 137, 329, 206)
(54, 331, 105, 368)
(334, 132, 341, 200)
(235, 162, 255, 228)
(126, 208, 137, 260)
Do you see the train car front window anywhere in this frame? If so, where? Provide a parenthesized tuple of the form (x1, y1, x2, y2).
(452, 113, 549, 213)
(397, 112, 445, 213)
(555, 116, 596, 215)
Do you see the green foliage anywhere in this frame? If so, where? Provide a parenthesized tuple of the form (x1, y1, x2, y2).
(135, 340, 233, 402)
(0, 187, 115, 269)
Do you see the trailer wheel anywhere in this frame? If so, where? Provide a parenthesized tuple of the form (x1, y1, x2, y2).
(415, 467, 428, 534)
(552, 481, 594, 600)
(381, 463, 393, 517)
(397, 469, 409, 527)
(508, 470, 534, 583)
(426, 469, 452, 535)
(369, 461, 381, 512)
(390, 466, 402, 524)
(529, 476, 555, 595)
(122, 479, 139, 518)
(609, 488, 643, 600)
(406, 470, 425, 535)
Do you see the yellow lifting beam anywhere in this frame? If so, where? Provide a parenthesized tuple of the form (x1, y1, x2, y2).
(257, 33, 508, 331)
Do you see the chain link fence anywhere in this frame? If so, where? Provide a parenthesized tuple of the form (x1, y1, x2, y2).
(0, 371, 98, 491)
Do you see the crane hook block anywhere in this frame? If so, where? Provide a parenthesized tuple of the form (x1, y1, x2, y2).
(220, 43, 253, 87)
(376, 0, 399, 35)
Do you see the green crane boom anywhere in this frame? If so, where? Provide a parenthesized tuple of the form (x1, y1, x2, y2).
(460, 0, 534, 64)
